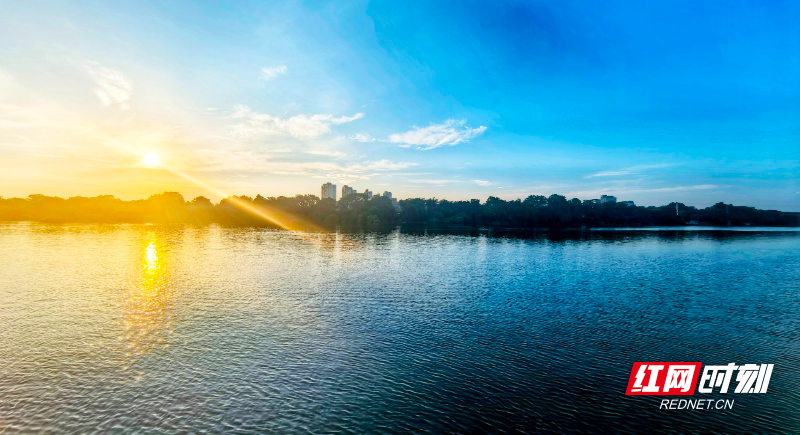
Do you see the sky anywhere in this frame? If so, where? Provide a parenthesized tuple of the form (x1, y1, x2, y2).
(0, 0, 798, 210)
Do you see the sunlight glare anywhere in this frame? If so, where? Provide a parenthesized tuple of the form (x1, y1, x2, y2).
(143, 153, 160, 167)
(145, 241, 158, 271)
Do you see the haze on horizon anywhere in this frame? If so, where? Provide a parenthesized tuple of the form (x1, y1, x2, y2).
(0, 0, 798, 211)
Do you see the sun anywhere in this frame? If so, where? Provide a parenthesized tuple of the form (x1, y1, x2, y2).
(142, 153, 160, 167)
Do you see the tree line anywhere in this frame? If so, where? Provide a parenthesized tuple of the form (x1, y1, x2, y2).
(0, 192, 796, 230)
(398, 195, 798, 228)
(0, 192, 398, 231)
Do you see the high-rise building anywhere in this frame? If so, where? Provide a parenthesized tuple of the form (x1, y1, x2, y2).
(363, 189, 372, 199)
(383, 191, 392, 199)
(342, 185, 355, 198)
(600, 195, 617, 204)
(321, 182, 336, 200)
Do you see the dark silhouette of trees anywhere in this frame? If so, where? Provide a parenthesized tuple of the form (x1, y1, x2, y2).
(398, 196, 798, 228)
(0, 192, 796, 230)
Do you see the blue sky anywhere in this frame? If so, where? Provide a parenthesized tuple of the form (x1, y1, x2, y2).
(0, 0, 798, 210)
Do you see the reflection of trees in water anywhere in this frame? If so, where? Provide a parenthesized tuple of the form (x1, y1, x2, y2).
(122, 234, 173, 357)
(396, 226, 792, 245)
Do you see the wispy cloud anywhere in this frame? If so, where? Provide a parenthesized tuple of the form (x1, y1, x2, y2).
(389, 119, 487, 150)
(588, 170, 631, 178)
(229, 105, 363, 140)
(384, 172, 433, 177)
(0, 68, 14, 97)
(260, 65, 287, 81)
(306, 149, 348, 159)
(568, 184, 719, 197)
(186, 144, 416, 182)
(84, 64, 133, 111)
(586, 164, 673, 178)
(474, 179, 492, 186)
(625, 184, 718, 193)
(267, 159, 417, 183)
(349, 133, 375, 142)
(414, 179, 458, 184)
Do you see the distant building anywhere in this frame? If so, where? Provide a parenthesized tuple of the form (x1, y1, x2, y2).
(321, 182, 336, 201)
(337, 186, 389, 201)
(620, 200, 635, 207)
(600, 195, 617, 204)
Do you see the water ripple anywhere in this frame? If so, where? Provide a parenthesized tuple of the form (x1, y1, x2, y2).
(0, 223, 799, 433)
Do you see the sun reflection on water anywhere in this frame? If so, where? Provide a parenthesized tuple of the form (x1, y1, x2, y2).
(121, 234, 173, 358)
(145, 242, 158, 271)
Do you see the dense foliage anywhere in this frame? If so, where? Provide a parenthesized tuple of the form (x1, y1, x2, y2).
(0, 192, 796, 230)
(0, 192, 398, 231)
(398, 195, 799, 228)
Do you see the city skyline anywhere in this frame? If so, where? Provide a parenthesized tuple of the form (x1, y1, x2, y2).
(0, 1, 798, 211)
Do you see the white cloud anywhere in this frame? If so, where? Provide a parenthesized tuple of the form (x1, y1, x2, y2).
(85, 65, 133, 110)
(349, 133, 375, 142)
(586, 164, 673, 178)
(355, 159, 414, 171)
(313, 173, 373, 181)
(0, 68, 14, 97)
(260, 65, 287, 81)
(384, 172, 433, 176)
(568, 184, 719, 198)
(261, 159, 416, 183)
(474, 179, 492, 186)
(306, 149, 348, 159)
(389, 119, 487, 150)
(588, 170, 631, 178)
(229, 105, 363, 140)
(186, 146, 416, 184)
(628, 184, 718, 193)
(415, 179, 458, 184)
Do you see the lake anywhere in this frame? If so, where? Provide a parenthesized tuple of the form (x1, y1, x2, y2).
(1, 222, 799, 433)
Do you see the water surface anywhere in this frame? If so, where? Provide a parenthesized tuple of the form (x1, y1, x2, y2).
(1, 223, 799, 433)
